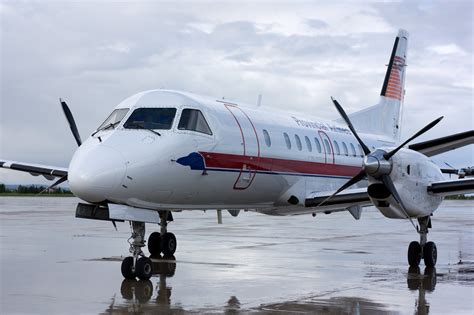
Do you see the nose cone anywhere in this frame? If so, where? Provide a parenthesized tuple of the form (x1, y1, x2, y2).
(69, 144, 127, 203)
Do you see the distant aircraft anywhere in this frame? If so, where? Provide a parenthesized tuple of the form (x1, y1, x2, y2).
(2, 29, 473, 280)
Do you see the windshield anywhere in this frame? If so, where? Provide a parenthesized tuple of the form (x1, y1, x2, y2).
(96, 108, 129, 130)
(123, 108, 177, 130)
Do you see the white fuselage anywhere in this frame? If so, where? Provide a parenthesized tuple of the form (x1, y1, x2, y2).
(68, 90, 442, 217)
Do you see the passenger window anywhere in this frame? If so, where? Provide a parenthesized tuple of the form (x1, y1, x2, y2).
(333, 140, 340, 155)
(323, 139, 331, 153)
(350, 143, 356, 157)
(407, 165, 411, 175)
(358, 144, 364, 157)
(96, 108, 129, 131)
(263, 129, 271, 147)
(178, 109, 212, 135)
(295, 135, 302, 151)
(342, 142, 349, 156)
(284, 132, 291, 149)
(314, 138, 322, 153)
(124, 108, 176, 130)
(304, 136, 312, 152)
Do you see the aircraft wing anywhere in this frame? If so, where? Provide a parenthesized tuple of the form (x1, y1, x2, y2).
(427, 178, 474, 197)
(409, 130, 474, 157)
(305, 188, 371, 209)
(301, 188, 371, 219)
(0, 160, 68, 180)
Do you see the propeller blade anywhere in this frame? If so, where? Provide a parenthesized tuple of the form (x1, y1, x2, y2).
(38, 175, 68, 195)
(112, 220, 118, 231)
(60, 99, 82, 146)
(331, 97, 371, 155)
(384, 116, 443, 160)
(315, 170, 366, 207)
(381, 174, 418, 231)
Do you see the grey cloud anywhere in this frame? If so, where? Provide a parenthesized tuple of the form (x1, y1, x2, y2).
(306, 18, 329, 29)
(0, 1, 472, 185)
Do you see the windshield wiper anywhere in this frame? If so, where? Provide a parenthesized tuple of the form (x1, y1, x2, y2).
(91, 121, 121, 137)
(126, 122, 161, 136)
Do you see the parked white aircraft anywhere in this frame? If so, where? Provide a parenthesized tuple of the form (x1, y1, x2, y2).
(2, 29, 473, 280)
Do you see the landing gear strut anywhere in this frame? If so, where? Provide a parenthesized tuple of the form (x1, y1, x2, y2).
(121, 221, 153, 280)
(408, 216, 437, 267)
(148, 211, 177, 257)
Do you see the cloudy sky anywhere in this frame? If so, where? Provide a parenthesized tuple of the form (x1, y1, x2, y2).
(0, 0, 472, 184)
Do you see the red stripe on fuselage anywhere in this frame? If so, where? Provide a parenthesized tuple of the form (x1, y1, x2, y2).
(199, 152, 361, 177)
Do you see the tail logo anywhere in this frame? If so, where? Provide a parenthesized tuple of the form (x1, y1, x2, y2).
(385, 56, 405, 101)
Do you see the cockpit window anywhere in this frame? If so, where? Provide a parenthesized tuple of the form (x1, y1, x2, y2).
(97, 108, 129, 131)
(124, 108, 177, 130)
(178, 109, 212, 135)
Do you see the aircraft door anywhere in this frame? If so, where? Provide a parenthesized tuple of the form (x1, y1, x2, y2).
(318, 131, 335, 164)
(224, 104, 260, 190)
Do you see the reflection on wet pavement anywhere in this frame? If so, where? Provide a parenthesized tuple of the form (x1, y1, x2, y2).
(0, 197, 473, 314)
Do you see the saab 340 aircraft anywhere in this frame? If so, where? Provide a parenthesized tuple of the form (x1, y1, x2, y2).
(2, 29, 473, 280)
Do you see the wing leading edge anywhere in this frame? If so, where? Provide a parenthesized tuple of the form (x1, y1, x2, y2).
(0, 160, 68, 180)
(428, 178, 474, 196)
(409, 130, 474, 157)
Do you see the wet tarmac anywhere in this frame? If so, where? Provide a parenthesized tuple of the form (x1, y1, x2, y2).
(0, 197, 473, 314)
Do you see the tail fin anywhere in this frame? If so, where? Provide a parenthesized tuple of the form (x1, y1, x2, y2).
(342, 29, 409, 142)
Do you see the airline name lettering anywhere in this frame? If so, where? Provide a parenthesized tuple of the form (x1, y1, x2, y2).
(291, 116, 351, 134)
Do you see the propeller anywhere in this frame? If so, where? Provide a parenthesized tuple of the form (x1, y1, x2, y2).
(38, 175, 68, 195)
(441, 163, 473, 179)
(315, 97, 443, 230)
(60, 98, 82, 147)
(38, 99, 83, 194)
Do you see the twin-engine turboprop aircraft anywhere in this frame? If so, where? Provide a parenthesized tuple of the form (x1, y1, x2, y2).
(2, 29, 473, 280)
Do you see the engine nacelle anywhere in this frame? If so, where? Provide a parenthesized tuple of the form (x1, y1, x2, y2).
(367, 148, 444, 219)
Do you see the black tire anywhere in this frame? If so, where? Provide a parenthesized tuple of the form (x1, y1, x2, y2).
(408, 241, 421, 267)
(136, 256, 153, 280)
(148, 232, 162, 256)
(161, 232, 177, 256)
(423, 241, 437, 267)
(121, 256, 135, 279)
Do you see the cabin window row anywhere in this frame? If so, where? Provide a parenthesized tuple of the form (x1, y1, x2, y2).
(262, 129, 364, 157)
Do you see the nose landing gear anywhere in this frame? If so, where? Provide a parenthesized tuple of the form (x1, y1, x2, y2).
(121, 221, 153, 280)
(408, 216, 437, 268)
(121, 211, 177, 280)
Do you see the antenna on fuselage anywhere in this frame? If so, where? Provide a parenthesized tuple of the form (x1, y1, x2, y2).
(257, 94, 262, 107)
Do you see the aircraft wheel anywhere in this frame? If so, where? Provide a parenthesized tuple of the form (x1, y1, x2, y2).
(136, 256, 153, 280)
(161, 232, 177, 256)
(148, 232, 162, 256)
(408, 241, 421, 267)
(121, 256, 136, 279)
(423, 241, 437, 267)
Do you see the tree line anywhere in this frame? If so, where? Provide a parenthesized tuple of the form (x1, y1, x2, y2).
(0, 184, 72, 195)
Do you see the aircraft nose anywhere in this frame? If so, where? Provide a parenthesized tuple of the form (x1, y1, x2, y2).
(68, 144, 127, 203)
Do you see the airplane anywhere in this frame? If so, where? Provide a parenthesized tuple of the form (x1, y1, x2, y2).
(1, 29, 473, 281)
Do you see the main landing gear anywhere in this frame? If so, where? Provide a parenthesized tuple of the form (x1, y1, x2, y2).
(121, 211, 177, 280)
(408, 216, 437, 268)
(148, 211, 177, 257)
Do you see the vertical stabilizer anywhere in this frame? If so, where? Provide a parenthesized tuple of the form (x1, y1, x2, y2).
(341, 29, 408, 142)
